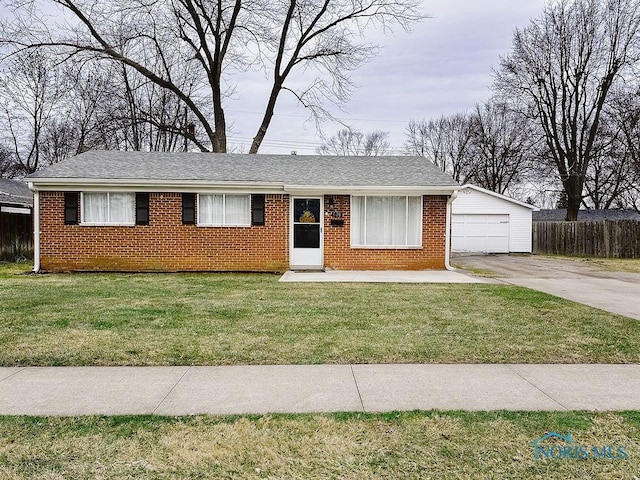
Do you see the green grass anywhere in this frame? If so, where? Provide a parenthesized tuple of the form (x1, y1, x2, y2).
(450, 262, 504, 277)
(0, 411, 638, 479)
(1, 263, 639, 365)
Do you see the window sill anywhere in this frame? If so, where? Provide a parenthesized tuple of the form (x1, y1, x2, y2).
(80, 223, 136, 227)
(350, 245, 423, 250)
(197, 224, 252, 228)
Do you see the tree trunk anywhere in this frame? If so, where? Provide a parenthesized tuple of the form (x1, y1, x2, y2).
(565, 194, 581, 221)
(563, 176, 583, 221)
(249, 80, 282, 154)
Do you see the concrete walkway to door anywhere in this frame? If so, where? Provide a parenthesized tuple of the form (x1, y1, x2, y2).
(280, 269, 494, 283)
(453, 254, 640, 320)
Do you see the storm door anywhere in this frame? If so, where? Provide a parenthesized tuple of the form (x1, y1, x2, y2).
(290, 197, 323, 269)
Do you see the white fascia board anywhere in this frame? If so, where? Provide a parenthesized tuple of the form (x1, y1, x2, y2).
(1, 206, 32, 214)
(284, 185, 461, 196)
(460, 184, 539, 211)
(27, 179, 287, 194)
(28, 179, 461, 196)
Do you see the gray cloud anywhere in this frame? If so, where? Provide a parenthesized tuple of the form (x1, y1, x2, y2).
(240, 0, 546, 153)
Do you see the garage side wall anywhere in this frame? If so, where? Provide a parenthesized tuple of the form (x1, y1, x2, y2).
(452, 188, 533, 253)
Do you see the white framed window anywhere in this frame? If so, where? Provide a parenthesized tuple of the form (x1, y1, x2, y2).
(198, 194, 251, 226)
(351, 196, 422, 247)
(81, 192, 135, 225)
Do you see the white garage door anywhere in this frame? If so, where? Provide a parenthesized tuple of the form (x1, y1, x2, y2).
(452, 214, 510, 253)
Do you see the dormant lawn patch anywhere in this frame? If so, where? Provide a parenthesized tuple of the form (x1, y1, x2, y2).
(1, 264, 639, 366)
(0, 412, 638, 479)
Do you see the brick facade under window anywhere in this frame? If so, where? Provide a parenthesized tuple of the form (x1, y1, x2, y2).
(38, 191, 448, 272)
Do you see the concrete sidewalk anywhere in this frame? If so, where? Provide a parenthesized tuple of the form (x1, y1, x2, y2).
(1, 364, 639, 416)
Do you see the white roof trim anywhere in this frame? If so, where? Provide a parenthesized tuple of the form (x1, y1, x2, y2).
(28, 179, 460, 196)
(28, 179, 286, 194)
(1, 206, 31, 215)
(460, 184, 539, 211)
(284, 185, 460, 195)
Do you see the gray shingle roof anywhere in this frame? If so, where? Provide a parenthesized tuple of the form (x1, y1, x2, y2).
(0, 178, 33, 207)
(26, 151, 459, 188)
(533, 209, 640, 221)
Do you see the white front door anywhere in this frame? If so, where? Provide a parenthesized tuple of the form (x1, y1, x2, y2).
(290, 197, 323, 269)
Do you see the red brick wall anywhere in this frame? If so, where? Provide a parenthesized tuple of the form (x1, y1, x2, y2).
(39, 192, 289, 272)
(38, 192, 448, 272)
(323, 195, 447, 270)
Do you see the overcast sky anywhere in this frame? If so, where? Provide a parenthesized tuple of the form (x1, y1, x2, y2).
(1, 0, 548, 155)
(231, 0, 548, 154)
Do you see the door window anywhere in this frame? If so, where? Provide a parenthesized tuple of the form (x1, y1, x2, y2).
(293, 198, 321, 249)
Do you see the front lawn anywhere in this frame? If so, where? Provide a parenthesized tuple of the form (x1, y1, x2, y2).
(0, 411, 638, 479)
(1, 263, 639, 365)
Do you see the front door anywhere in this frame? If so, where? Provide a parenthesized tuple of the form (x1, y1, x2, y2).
(290, 197, 323, 269)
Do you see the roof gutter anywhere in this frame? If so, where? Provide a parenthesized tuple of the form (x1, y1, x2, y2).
(284, 185, 460, 195)
(27, 179, 287, 194)
(28, 179, 460, 196)
(444, 190, 459, 271)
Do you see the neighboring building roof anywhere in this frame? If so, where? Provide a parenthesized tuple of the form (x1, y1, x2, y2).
(0, 178, 33, 207)
(459, 184, 539, 211)
(533, 209, 640, 221)
(26, 151, 459, 193)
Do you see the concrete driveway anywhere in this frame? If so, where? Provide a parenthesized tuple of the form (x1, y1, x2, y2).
(452, 254, 640, 321)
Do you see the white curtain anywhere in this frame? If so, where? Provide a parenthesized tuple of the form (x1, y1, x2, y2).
(199, 195, 224, 225)
(351, 196, 365, 245)
(83, 193, 108, 224)
(225, 195, 250, 225)
(407, 196, 422, 245)
(83, 193, 134, 224)
(109, 193, 134, 223)
(199, 194, 249, 225)
(351, 196, 422, 246)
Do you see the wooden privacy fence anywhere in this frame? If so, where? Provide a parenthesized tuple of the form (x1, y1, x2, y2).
(532, 220, 640, 258)
(0, 211, 33, 261)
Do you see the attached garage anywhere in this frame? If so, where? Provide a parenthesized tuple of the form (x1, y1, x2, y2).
(452, 185, 538, 253)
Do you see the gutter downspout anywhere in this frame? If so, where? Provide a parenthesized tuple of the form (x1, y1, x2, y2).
(29, 184, 40, 273)
(444, 190, 458, 271)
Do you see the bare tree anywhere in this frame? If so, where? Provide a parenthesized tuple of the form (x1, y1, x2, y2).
(62, 62, 123, 153)
(494, 0, 640, 220)
(2, 0, 423, 154)
(362, 130, 392, 156)
(580, 108, 631, 209)
(0, 50, 68, 174)
(467, 101, 540, 195)
(592, 86, 640, 210)
(113, 64, 206, 152)
(0, 144, 17, 178)
(583, 153, 635, 209)
(318, 128, 390, 156)
(403, 114, 475, 183)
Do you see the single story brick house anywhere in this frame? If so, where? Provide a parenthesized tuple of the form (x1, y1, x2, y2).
(26, 151, 460, 272)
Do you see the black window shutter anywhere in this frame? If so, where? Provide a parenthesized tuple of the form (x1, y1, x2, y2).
(251, 194, 265, 226)
(64, 192, 79, 225)
(182, 193, 196, 224)
(135, 193, 150, 225)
